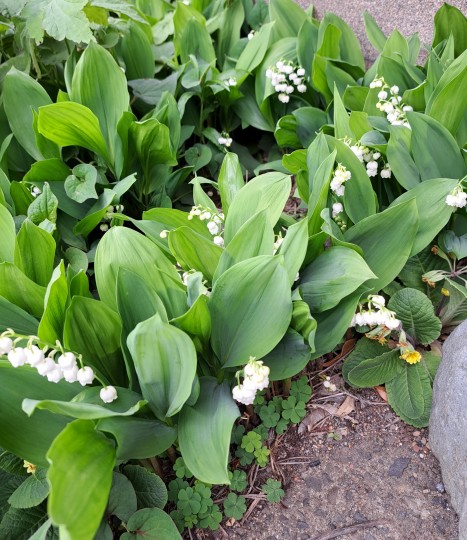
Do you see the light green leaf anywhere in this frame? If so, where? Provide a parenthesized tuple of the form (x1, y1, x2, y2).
(387, 125, 421, 190)
(300, 246, 376, 312)
(15, 219, 55, 287)
(21, 0, 93, 44)
(0, 361, 79, 467)
(97, 417, 177, 461)
(363, 11, 387, 52)
(38, 261, 68, 343)
(3, 68, 58, 160)
(171, 293, 211, 353)
(210, 255, 292, 367)
(127, 314, 197, 420)
(0, 263, 45, 318)
(123, 465, 168, 510)
(0, 203, 15, 264)
(64, 164, 98, 203)
(224, 172, 290, 244)
(344, 199, 419, 292)
(64, 296, 127, 386)
(178, 377, 239, 485)
(121, 508, 182, 540)
(218, 152, 244, 215)
(236, 22, 274, 73)
(276, 218, 309, 286)
(37, 102, 109, 162)
(117, 21, 155, 80)
(71, 42, 129, 167)
(47, 419, 116, 540)
(388, 288, 441, 345)
(8, 468, 49, 509)
(27, 183, 58, 225)
(269, 0, 305, 40)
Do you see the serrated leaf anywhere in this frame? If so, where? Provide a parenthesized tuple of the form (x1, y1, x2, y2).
(342, 338, 391, 384)
(388, 288, 441, 345)
(8, 469, 49, 509)
(123, 465, 168, 510)
(107, 472, 137, 522)
(121, 508, 182, 540)
(0, 505, 49, 539)
(347, 350, 403, 388)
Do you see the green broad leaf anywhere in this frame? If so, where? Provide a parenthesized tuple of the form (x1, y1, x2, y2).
(386, 363, 431, 426)
(387, 125, 421, 190)
(121, 508, 182, 540)
(64, 164, 98, 203)
(342, 337, 392, 384)
(344, 199, 419, 292)
(269, 0, 305, 40)
(97, 417, 177, 461)
(116, 268, 168, 389)
(3, 68, 59, 161)
(168, 227, 222, 284)
(107, 472, 137, 522)
(262, 329, 311, 381)
(217, 0, 244, 67)
(8, 468, 49, 509)
(439, 230, 467, 260)
(71, 42, 129, 167)
(180, 19, 215, 64)
(388, 288, 441, 345)
(0, 263, 45, 318)
(277, 218, 309, 286)
(300, 246, 376, 312)
(117, 22, 155, 80)
(15, 219, 55, 287)
(37, 102, 110, 162)
(333, 84, 354, 140)
(123, 465, 168, 510)
(95, 226, 183, 313)
(127, 313, 197, 420)
(171, 294, 211, 354)
(293, 107, 329, 148)
(307, 150, 336, 236)
(27, 183, 58, 225)
(0, 202, 15, 263)
(236, 21, 274, 73)
(432, 3, 467, 58)
(320, 13, 364, 70)
(0, 296, 39, 335)
(224, 172, 291, 244)
(72, 189, 115, 238)
(325, 136, 376, 224)
(22, 386, 146, 420)
(0, 505, 49, 540)
(218, 152, 244, 215)
(407, 112, 465, 181)
(178, 377, 239, 485)
(420, 350, 442, 382)
(47, 419, 116, 540)
(37, 261, 68, 343)
(398, 246, 449, 294)
(440, 278, 467, 327)
(0, 361, 80, 467)
(297, 19, 318, 78)
(214, 210, 274, 282)
(363, 11, 387, 52)
(20, 0, 93, 44)
(64, 296, 127, 386)
(310, 290, 361, 361)
(347, 350, 403, 388)
(389, 178, 459, 256)
(210, 255, 292, 367)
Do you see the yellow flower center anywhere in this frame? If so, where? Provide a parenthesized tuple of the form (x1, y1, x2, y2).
(400, 351, 422, 364)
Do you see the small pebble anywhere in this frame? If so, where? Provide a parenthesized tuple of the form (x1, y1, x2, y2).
(436, 482, 445, 493)
(413, 431, 421, 436)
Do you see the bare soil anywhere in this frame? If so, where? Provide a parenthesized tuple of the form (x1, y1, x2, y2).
(221, 386, 458, 540)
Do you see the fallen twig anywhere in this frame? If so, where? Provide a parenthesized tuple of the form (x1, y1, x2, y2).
(310, 519, 390, 540)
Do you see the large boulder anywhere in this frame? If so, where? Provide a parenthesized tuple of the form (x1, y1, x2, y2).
(429, 320, 467, 539)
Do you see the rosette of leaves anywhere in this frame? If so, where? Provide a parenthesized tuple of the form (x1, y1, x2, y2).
(343, 288, 443, 426)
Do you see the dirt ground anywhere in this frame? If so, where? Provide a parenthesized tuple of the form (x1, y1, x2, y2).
(221, 386, 458, 540)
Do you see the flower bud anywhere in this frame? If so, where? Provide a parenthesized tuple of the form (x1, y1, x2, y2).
(36, 357, 57, 375)
(7, 347, 27, 367)
(77, 366, 95, 386)
(57, 352, 77, 370)
(100, 385, 118, 403)
(0, 336, 14, 355)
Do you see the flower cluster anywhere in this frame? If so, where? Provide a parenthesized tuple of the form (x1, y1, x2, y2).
(232, 357, 270, 405)
(445, 185, 467, 208)
(332, 202, 343, 218)
(217, 132, 233, 147)
(344, 139, 391, 178)
(0, 331, 118, 403)
(266, 60, 306, 103)
(322, 376, 337, 392)
(371, 77, 412, 128)
(330, 164, 351, 196)
(100, 204, 125, 232)
(187, 205, 225, 246)
(350, 295, 401, 336)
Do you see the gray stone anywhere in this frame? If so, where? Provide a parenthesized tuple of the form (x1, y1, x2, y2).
(429, 320, 467, 540)
(388, 457, 410, 478)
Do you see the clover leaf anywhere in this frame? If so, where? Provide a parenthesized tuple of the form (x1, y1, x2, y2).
(229, 470, 248, 492)
(254, 445, 270, 467)
(231, 424, 246, 445)
(223, 493, 247, 520)
(198, 503, 223, 531)
(282, 396, 306, 424)
(253, 424, 269, 441)
(173, 457, 193, 479)
(241, 431, 262, 453)
(261, 478, 285, 503)
(290, 376, 312, 403)
(169, 509, 185, 533)
(275, 417, 289, 435)
(259, 403, 280, 428)
(168, 478, 189, 503)
(184, 514, 198, 528)
(177, 487, 201, 516)
(235, 447, 254, 466)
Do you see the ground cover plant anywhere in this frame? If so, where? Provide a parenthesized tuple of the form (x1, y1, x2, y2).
(0, 0, 466, 537)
